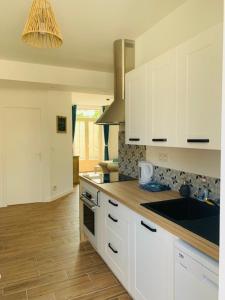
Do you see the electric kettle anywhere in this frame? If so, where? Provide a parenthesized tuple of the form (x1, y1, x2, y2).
(138, 161, 154, 185)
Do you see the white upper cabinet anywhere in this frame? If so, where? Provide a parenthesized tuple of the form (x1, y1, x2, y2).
(125, 64, 148, 145)
(177, 25, 222, 150)
(125, 24, 222, 149)
(147, 49, 177, 147)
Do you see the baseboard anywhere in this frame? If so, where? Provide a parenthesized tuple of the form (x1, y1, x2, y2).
(0, 189, 74, 207)
(48, 188, 74, 202)
(0, 202, 7, 208)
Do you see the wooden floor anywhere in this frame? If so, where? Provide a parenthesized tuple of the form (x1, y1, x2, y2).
(0, 187, 131, 300)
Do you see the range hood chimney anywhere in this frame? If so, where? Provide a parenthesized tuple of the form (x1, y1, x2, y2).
(96, 39, 135, 125)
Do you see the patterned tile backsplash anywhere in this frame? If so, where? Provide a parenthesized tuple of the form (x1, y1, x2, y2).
(154, 166, 220, 201)
(118, 131, 146, 178)
(118, 131, 220, 200)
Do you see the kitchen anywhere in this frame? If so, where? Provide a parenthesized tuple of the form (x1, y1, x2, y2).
(0, 0, 225, 300)
(79, 1, 223, 299)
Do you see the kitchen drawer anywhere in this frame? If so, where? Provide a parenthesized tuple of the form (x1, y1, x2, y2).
(106, 196, 130, 219)
(105, 206, 128, 239)
(106, 196, 120, 209)
(104, 226, 129, 287)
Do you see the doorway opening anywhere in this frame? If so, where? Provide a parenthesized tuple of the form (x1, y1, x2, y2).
(73, 107, 103, 172)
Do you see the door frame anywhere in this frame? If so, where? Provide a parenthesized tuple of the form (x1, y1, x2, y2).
(1, 106, 44, 206)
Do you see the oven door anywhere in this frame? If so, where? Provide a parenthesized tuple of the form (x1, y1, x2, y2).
(81, 196, 97, 248)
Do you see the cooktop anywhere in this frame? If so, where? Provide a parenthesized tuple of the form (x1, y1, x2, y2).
(81, 172, 135, 184)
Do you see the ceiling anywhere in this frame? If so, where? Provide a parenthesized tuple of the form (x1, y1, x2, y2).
(0, 0, 186, 72)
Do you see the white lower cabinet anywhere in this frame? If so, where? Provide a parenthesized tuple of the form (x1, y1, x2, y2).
(98, 192, 175, 300)
(99, 192, 133, 292)
(130, 213, 175, 300)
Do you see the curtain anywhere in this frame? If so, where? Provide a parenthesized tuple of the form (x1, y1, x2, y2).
(72, 105, 77, 141)
(103, 106, 109, 161)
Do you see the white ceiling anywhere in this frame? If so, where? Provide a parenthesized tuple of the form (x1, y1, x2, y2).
(0, 0, 186, 72)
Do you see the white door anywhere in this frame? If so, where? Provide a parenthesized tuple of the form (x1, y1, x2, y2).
(3, 107, 42, 205)
(125, 64, 147, 145)
(177, 24, 222, 150)
(147, 49, 177, 147)
(130, 214, 174, 300)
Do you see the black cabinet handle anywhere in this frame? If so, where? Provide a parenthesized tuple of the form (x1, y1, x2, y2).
(108, 243, 118, 254)
(141, 221, 157, 233)
(152, 139, 167, 142)
(108, 200, 118, 207)
(187, 139, 210, 143)
(129, 138, 140, 142)
(108, 214, 118, 223)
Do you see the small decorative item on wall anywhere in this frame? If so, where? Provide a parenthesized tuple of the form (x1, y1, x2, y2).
(57, 116, 67, 133)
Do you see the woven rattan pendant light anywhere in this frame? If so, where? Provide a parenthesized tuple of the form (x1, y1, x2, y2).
(22, 0, 63, 48)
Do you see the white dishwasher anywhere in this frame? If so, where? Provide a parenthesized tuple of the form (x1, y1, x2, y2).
(175, 240, 219, 300)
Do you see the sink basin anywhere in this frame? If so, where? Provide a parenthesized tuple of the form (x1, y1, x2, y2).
(141, 198, 219, 221)
(141, 198, 220, 245)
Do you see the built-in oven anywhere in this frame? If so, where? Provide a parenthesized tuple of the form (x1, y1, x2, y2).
(80, 189, 99, 248)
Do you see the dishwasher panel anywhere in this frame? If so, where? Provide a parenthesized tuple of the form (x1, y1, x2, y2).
(175, 240, 218, 300)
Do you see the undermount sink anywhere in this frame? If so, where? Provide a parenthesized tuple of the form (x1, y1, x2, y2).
(141, 198, 220, 245)
(141, 198, 219, 221)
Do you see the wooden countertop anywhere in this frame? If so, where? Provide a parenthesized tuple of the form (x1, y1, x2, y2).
(80, 176, 219, 260)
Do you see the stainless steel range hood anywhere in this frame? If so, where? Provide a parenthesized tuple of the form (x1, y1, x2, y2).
(96, 39, 135, 125)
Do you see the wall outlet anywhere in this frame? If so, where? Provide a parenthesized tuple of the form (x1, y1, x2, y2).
(159, 152, 168, 162)
(52, 185, 57, 192)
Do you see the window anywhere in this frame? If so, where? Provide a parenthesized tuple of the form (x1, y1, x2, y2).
(74, 108, 103, 172)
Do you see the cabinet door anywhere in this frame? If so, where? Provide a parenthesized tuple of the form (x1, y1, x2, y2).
(125, 64, 148, 145)
(147, 49, 177, 147)
(177, 24, 222, 150)
(100, 193, 133, 292)
(130, 214, 174, 300)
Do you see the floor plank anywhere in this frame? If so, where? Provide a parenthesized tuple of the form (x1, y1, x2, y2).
(0, 187, 132, 300)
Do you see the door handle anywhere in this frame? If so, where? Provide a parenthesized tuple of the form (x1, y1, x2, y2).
(108, 243, 118, 254)
(152, 139, 167, 142)
(108, 200, 118, 207)
(187, 139, 209, 143)
(141, 221, 157, 232)
(129, 138, 140, 142)
(108, 214, 118, 223)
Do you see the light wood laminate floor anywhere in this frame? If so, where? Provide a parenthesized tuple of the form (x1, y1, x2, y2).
(0, 187, 131, 300)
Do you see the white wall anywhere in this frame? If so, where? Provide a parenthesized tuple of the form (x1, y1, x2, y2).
(147, 147, 220, 178)
(46, 91, 73, 201)
(136, 0, 223, 177)
(136, 0, 223, 66)
(0, 88, 73, 207)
